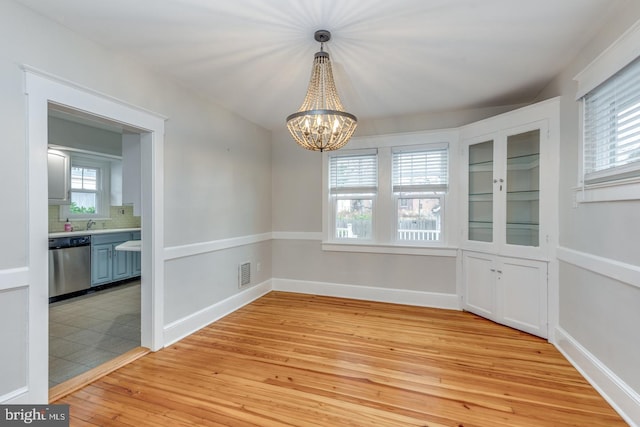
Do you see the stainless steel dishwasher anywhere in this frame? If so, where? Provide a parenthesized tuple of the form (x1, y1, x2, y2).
(48, 235, 92, 299)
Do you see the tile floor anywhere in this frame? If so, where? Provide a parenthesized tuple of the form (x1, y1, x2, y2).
(49, 281, 141, 388)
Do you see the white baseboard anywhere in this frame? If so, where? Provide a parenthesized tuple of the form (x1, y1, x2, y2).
(272, 278, 460, 310)
(554, 327, 640, 426)
(163, 280, 272, 346)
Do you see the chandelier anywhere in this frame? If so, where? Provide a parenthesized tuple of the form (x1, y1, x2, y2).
(286, 30, 357, 152)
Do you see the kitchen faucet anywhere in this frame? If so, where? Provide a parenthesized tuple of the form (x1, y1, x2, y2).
(86, 219, 96, 230)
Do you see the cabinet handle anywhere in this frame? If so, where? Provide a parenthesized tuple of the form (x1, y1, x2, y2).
(496, 270, 502, 274)
(490, 268, 496, 272)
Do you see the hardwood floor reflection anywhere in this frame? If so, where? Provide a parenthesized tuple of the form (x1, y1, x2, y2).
(55, 291, 625, 426)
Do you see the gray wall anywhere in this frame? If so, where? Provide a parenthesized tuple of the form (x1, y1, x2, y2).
(48, 116, 123, 157)
(0, 0, 271, 400)
(537, 1, 640, 394)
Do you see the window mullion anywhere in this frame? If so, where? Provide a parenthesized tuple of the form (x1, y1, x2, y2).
(376, 147, 393, 243)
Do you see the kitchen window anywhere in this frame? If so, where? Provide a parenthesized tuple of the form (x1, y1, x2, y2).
(60, 155, 111, 219)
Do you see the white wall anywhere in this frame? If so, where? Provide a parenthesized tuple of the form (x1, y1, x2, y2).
(536, 1, 640, 417)
(0, 0, 271, 402)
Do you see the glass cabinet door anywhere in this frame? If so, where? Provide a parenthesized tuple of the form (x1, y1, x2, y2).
(468, 140, 494, 242)
(505, 130, 540, 247)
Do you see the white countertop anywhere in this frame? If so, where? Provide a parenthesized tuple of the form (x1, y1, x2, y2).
(114, 240, 142, 252)
(48, 228, 141, 238)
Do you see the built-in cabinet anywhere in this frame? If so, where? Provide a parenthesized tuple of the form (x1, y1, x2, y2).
(91, 231, 141, 286)
(462, 251, 547, 337)
(47, 149, 70, 204)
(460, 98, 559, 338)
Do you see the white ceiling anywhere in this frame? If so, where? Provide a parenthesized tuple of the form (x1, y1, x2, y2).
(17, 0, 624, 131)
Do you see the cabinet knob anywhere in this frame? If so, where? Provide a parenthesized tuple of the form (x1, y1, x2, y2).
(497, 270, 502, 274)
(490, 268, 496, 272)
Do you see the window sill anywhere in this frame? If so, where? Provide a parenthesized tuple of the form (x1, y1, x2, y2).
(321, 242, 458, 257)
(574, 177, 640, 203)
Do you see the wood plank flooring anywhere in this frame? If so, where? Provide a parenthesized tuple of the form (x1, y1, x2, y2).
(55, 292, 626, 426)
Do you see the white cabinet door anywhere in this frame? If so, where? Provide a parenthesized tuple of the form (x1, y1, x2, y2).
(122, 134, 141, 216)
(47, 149, 70, 204)
(463, 251, 496, 319)
(498, 257, 547, 338)
(460, 98, 559, 261)
(463, 251, 548, 338)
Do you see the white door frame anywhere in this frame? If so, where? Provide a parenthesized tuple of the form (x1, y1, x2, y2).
(23, 67, 165, 403)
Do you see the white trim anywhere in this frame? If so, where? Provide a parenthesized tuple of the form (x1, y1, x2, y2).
(272, 231, 323, 240)
(321, 243, 458, 257)
(0, 267, 28, 292)
(25, 67, 166, 403)
(554, 327, 640, 427)
(163, 280, 272, 346)
(574, 18, 640, 99)
(0, 387, 29, 404)
(272, 278, 460, 310)
(22, 65, 168, 121)
(574, 178, 640, 203)
(164, 232, 272, 260)
(349, 129, 459, 150)
(557, 246, 640, 290)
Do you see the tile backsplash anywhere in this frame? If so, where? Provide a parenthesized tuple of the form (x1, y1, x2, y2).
(49, 205, 141, 232)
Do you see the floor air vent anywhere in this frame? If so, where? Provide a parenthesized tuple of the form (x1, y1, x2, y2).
(238, 262, 251, 288)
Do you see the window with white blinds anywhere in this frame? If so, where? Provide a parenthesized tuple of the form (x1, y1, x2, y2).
(329, 150, 378, 194)
(583, 55, 640, 183)
(392, 145, 448, 193)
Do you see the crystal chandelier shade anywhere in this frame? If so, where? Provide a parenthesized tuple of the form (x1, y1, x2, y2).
(286, 30, 357, 152)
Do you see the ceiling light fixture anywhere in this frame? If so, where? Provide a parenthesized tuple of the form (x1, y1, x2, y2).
(286, 30, 357, 152)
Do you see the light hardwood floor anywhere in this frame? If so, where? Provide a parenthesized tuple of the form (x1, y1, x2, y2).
(56, 292, 626, 426)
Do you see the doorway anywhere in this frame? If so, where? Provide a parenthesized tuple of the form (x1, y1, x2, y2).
(47, 108, 145, 388)
(25, 68, 165, 403)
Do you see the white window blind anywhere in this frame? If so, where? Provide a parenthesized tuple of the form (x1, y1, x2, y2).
(392, 145, 448, 193)
(583, 56, 640, 183)
(329, 150, 378, 194)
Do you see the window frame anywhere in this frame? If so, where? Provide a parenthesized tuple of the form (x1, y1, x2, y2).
(391, 144, 449, 245)
(322, 130, 459, 256)
(581, 56, 640, 185)
(574, 20, 640, 203)
(60, 154, 111, 220)
(328, 149, 378, 243)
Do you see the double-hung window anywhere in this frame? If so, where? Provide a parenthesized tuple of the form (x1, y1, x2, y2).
(582, 56, 640, 184)
(70, 165, 99, 214)
(392, 145, 448, 243)
(328, 150, 378, 241)
(60, 155, 111, 219)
